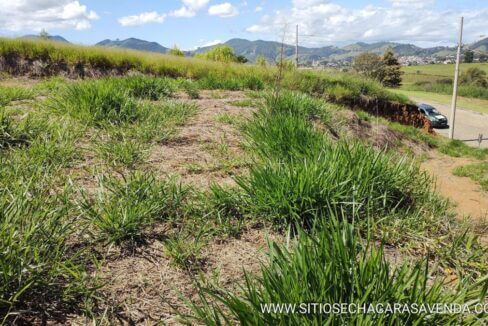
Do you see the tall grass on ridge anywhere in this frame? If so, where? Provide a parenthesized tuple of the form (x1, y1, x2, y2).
(0, 37, 408, 103)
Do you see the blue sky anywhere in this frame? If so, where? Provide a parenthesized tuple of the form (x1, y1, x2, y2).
(0, 0, 487, 49)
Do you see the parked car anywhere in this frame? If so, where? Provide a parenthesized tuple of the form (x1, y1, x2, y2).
(418, 103, 448, 128)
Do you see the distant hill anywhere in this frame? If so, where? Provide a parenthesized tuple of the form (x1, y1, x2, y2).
(192, 38, 463, 63)
(22, 35, 70, 43)
(96, 38, 168, 53)
(470, 37, 488, 52)
(193, 38, 347, 63)
(194, 38, 346, 63)
(21, 34, 487, 64)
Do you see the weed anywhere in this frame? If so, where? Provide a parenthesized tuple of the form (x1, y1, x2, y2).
(215, 112, 237, 125)
(229, 99, 255, 107)
(453, 162, 488, 191)
(48, 79, 140, 126)
(114, 76, 176, 100)
(177, 79, 200, 99)
(0, 185, 92, 319)
(0, 85, 35, 106)
(439, 140, 488, 160)
(131, 100, 197, 143)
(79, 172, 187, 244)
(164, 232, 205, 271)
(184, 217, 488, 324)
(95, 135, 147, 169)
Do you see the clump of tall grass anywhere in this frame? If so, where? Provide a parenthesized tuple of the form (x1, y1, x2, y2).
(95, 135, 147, 169)
(79, 172, 188, 243)
(184, 216, 488, 324)
(0, 184, 91, 319)
(235, 92, 431, 226)
(237, 142, 428, 226)
(48, 79, 140, 126)
(0, 38, 406, 103)
(453, 162, 488, 192)
(0, 85, 35, 106)
(113, 76, 176, 100)
(130, 100, 197, 143)
(0, 108, 30, 149)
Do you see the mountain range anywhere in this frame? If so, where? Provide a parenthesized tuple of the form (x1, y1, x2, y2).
(22, 35, 488, 63)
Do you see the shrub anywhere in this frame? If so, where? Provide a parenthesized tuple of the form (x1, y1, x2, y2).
(459, 67, 488, 88)
(381, 48, 402, 88)
(195, 45, 240, 63)
(185, 217, 488, 324)
(168, 45, 185, 57)
(353, 53, 385, 82)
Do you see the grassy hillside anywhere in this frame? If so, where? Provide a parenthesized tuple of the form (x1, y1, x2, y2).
(401, 63, 488, 101)
(0, 37, 407, 104)
(402, 63, 488, 80)
(1, 38, 487, 323)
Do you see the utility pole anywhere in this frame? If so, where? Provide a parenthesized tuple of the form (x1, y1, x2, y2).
(295, 24, 299, 68)
(449, 16, 463, 139)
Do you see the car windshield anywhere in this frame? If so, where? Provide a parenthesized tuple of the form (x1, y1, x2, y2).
(423, 106, 440, 115)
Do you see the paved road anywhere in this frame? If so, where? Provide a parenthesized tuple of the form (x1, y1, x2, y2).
(411, 97, 488, 148)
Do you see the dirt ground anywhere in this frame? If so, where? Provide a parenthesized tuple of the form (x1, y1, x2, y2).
(147, 90, 254, 189)
(66, 91, 281, 325)
(422, 152, 488, 242)
(5, 83, 487, 324)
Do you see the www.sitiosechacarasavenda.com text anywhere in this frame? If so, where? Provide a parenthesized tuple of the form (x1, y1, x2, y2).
(260, 303, 488, 315)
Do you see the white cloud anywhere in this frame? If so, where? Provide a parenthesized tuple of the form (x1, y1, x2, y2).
(0, 0, 98, 31)
(118, 12, 166, 27)
(202, 39, 222, 46)
(208, 3, 239, 18)
(183, 0, 210, 10)
(255, 6, 263, 12)
(247, 0, 488, 46)
(170, 0, 210, 18)
(170, 6, 196, 18)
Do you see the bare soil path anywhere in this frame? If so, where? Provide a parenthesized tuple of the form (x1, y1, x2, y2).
(421, 152, 488, 242)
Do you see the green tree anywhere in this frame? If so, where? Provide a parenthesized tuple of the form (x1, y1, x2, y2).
(168, 45, 184, 57)
(352, 53, 385, 82)
(195, 45, 240, 63)
(256, 55, 267, 67)
(381, 48, 403, 88)
(464, 49, 474, 63)
(39, 29, 49, 40)
(459, 67, 488, 88)
(236, 55, 248, 63)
